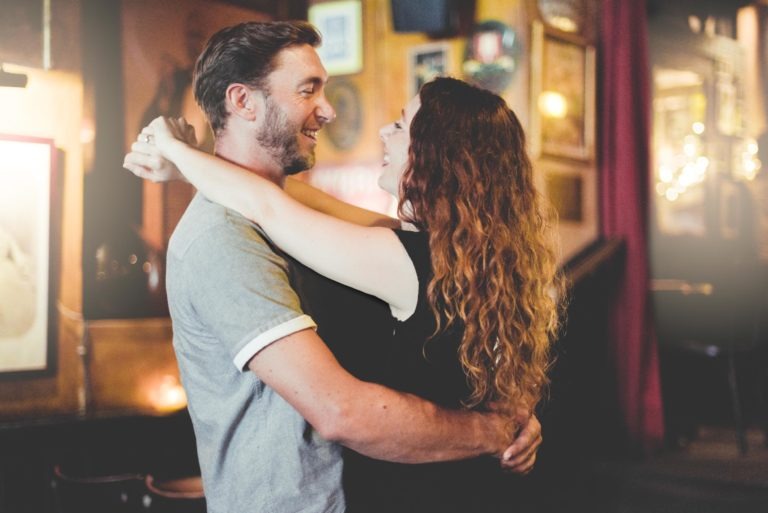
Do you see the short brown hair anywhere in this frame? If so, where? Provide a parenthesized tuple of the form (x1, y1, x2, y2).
(193, 21, 321, 134)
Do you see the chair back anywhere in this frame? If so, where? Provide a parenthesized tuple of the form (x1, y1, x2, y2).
(143, 475, 206, 513)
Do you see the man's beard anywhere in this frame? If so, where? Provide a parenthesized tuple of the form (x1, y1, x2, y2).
(256, 96, 315, 175)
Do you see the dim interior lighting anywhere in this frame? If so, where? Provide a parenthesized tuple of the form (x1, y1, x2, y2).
(475, 31, 502, 64)
(146, 374, 187, 413)
(548, 16, 578, 33)
(688, 15, 702, 33)
(655, 126, 708, 201)
(734, 137, 762, 182)
(538, 91, 568, 119)
(0, 64, 28, 88)
(80, 121, 95, 144)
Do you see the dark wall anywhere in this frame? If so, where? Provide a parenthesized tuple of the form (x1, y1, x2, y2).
(522, 239, 628, 512)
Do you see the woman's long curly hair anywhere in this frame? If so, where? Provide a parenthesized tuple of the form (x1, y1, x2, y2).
(398, 77, 564, 415)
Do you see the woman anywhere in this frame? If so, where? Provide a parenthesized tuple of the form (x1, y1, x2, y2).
(128, 77, 563, 512)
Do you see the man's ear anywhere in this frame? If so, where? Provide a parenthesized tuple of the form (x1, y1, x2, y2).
(225, 83, 261, 122)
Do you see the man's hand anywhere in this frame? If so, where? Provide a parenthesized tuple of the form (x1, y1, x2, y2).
(499, 411, 542, 474)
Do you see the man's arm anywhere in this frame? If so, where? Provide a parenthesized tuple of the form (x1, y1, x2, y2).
(250, 327, 523, 464)
(284, 177, 401, 229)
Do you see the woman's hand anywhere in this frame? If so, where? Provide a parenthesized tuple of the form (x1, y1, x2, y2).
(123, 117, 197, 183)
(145, 116, 197, 156)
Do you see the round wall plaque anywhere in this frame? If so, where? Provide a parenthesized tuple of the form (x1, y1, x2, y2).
(324, 79, 363, 151)
(462, 21, 519, 94)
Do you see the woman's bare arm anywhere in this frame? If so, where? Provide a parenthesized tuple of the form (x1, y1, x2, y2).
(285, 177, 401, 229)
(125, 117, 417, 318)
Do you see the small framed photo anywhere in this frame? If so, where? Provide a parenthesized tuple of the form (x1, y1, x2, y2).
(309, 0, 364, 76)
(408, 42, 450, 98)
(530, 21, 595, 161)
(0, 135, 58, 378)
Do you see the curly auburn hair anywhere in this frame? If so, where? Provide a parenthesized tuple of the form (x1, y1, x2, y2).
(398, 77, 565, 415)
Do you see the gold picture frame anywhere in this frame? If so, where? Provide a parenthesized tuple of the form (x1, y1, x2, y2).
(407, 42, 450, 98)
(530, 21, 595, 161)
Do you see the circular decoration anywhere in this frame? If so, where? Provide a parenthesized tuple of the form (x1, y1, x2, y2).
(324, 79, 363, 151)
(462, 21, 519, 94)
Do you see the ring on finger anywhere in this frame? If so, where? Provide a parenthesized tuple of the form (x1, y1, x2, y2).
(142, 134, 154, 144)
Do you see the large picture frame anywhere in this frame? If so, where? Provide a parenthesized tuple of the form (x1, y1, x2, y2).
(407, 42, 450, 98)
(530, 21, 595, 161)
(308, 0, 363, 76)
(0, 135, 57, 378)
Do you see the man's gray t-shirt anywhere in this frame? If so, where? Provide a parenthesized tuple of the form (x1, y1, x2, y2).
(166, 193, 345, 513)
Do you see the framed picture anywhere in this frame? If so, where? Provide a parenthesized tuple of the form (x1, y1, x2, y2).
(408, 42, 450, 97)
(0, 135, 57, 378)
(530, 21, 595, 161)
(527, 0, 597, 40)
(542, 162, 599, 263)
(309, 0, 363, 76)
(546, 172, 583, 223)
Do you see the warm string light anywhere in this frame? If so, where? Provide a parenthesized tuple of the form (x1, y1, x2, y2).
(734, 137, 761, 181)
(656, 128, 761, 202)
(655, 125, 709, 202)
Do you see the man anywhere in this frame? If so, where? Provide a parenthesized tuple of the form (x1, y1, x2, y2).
(124, 21, 540, 513)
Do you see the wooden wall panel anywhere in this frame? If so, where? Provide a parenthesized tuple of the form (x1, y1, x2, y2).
(86, 318, 181, 414)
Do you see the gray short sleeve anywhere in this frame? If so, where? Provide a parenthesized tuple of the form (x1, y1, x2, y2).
(165, 195, 344, 513)
(172, 205, 316, 370)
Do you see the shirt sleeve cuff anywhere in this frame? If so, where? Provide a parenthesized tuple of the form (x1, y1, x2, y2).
(233, 314, 317, 371)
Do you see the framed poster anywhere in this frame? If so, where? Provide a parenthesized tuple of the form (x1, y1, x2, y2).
(308, 0, 363, 76)
(530, 21, 595, 161)
(408, 42, 450, 97)
(0, 135, 57, 377)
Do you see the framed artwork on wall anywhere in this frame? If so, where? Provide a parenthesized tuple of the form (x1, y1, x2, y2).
(408, 42, 450, 97)
(529, 21, 595, 161)
(0, 135, 57, 378)
(546, 172, 583, 223)
(542, 161, 599, 263)
(308, 0, 363, 76)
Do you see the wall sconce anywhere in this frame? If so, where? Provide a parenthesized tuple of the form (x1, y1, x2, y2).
(538, 91, 568, 119)
(0, 64, 28, 88)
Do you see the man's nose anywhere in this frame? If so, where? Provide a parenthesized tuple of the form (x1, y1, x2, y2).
(316, 94, 336, 124)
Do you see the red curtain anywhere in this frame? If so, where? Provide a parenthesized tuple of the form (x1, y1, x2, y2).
(599, 0, 665, 452)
